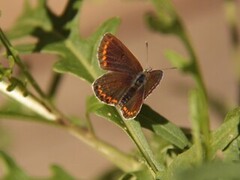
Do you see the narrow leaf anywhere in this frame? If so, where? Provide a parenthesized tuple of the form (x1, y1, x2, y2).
(136, 104, 190, 149)
(87, 96, 165, 176)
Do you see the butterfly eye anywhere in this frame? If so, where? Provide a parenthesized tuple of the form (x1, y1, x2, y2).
(135, 74, 146, 86)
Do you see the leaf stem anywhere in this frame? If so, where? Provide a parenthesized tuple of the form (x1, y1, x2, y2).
(0, 80, 141, 173)
(224, 0, 240, 105)
(0, 81, 57, 121)
(0, 28, 46, 99)
(67, 125, 143, 173)
(47, 73, 63, 98)
(179, 30, 207, 97)
(123, 120, 165, 177)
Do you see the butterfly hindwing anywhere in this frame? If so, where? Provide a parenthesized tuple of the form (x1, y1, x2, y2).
(93, 72, 133, 105)
(118, 86, 145, 119)
(98, 33, 143, 74)
(144, 70, 163, 99)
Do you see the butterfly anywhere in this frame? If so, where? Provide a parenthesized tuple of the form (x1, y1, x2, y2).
(92, 33, 163, 119)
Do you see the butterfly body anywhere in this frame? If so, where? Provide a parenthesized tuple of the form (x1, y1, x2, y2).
(119, 72, 147, 106)
(93, 33, 163, 119)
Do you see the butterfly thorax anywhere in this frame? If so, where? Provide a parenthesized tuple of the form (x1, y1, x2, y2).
(118, 72, 147, 107)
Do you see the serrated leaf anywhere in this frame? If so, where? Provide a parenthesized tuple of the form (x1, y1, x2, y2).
(53, 17, 120, 83)
(7, 0, 52, 39)
(7, 1, 120, 83)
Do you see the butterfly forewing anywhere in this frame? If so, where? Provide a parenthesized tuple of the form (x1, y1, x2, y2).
(93, 72, 133, 105)
(98, 33, 143, 74)
(118, 86, 145, 119)
(144, 70, 163, 99)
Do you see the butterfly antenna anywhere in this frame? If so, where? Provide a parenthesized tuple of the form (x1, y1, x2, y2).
(145, 41, 150, 69)
(161, 67, 177, 71)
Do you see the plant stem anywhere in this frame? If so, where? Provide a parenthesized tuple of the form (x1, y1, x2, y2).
(123, 120, 165, 177)
(47, 73, 63, 99)
(0, 81, 57, 121)
(180, 31, 207, 96)
(0, 80, 141, 172)
(0, 28, 142, 172)
(68, 125, 143, 173)
(224, 0, 240, 105)
(0, 28, 46, 99)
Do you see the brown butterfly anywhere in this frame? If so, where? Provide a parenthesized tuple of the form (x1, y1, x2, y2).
(93, 33, 163, 119)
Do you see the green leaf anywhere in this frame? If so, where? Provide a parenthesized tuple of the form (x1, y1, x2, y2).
(164, 50, 190, 72)
(124, 120, 165, 175)
(97, 168, 123, 180)
(145, 0, 183, 35)
(176, 162, 240, 180)
(0, 151, 29, 180)
(87, 96, 164, 176)
(119, 169, 152, 180)
(136, 104, 190, 150)
(0, 151, 77, 180)
(6, 0, 52, 39)
(209, 107, 240, 158)
(163, 107, 240, 179)
(86, 96, 124, 128)
(88, 96, 189, 149)
(53, 17, 120, 83)
(49, 165, 75, 180)
(7, 1, 120, 83)
(223, 136, 240, 161)
(0, 125, 10, 149)
(162, 145, 198, 180)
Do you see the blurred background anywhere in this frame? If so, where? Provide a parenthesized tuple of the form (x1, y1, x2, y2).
(0, 0, 238, 178)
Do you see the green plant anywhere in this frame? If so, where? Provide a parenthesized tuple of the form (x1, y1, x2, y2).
(0, 0, 239, 179)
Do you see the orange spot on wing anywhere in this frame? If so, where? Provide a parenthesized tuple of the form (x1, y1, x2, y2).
(101, 93, 106, 98)
(102, 61, 107, 67)
(102, 56, 107, 61)
(106, 96, 112, 103)
(111, 99, 118, 104)
(102, 49, 107, 55)
(103, 44, 109, 50)
(121, 106, 137, 118)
